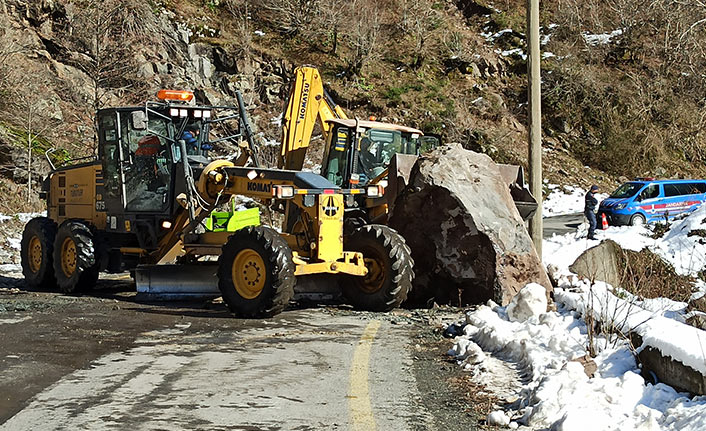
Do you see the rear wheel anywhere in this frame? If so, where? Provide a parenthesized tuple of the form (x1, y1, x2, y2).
(218, 226, 295, 317)
(342, 224, 414, 311)
(630, 213, 646, 226)
(53, 221, 99, 293)
(20, 217, 58, 289)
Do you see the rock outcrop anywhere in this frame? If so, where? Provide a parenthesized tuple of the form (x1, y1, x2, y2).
(389, 144, 551, 306)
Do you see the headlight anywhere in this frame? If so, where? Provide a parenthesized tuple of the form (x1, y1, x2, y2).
(615, 203, 626, 210)
(272, 185, 294, 199)
(366, 185, 385, 198)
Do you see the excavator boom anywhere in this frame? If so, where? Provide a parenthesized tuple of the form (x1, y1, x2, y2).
(280, 66, 347, 171)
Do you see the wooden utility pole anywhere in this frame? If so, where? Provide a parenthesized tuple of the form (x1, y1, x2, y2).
(527, 0, 542, 258)
(27, 109, 32, 203)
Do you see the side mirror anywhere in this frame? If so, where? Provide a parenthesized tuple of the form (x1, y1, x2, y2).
(132, 111, 148, 130)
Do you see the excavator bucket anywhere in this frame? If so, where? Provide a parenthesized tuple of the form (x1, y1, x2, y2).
(387, 154, 538, 221)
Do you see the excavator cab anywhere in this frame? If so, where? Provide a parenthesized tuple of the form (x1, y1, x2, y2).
(321, 119, 440, 187)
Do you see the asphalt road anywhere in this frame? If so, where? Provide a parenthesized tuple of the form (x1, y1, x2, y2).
(543, 212, 583, 238)
(0, 274, 474, 431)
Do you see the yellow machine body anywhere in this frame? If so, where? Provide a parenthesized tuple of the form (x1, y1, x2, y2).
(47, 162, 107, 230)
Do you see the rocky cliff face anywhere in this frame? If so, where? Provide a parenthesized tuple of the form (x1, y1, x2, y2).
(0, 0, 291, 210)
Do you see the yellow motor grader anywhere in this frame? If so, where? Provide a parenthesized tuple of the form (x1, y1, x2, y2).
(20, 90, 413, 317)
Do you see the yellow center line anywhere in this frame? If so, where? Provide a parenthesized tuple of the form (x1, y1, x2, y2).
(349, 319, 381, 431)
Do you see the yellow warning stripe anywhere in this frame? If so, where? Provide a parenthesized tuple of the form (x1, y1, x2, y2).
(349, 319, 381, 431)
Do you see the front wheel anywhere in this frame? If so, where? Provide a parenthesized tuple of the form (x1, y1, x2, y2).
(21, 217, 58, 290)
(53, 221, 99, 293)
(217, 226, 296, 317)
(630, 213, 646, 226)
(341, 224, 414, 311)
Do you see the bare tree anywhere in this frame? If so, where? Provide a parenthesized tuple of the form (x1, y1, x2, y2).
(398, 0, 438, 69)
(69, 0, 150, 112)
(257, 0, 318, 36)
(343, 0, 381, 76)
(316, 0, 346, 54)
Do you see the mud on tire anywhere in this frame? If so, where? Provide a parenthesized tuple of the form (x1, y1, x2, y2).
(342, 224, 414, 311)
(53, 221, 99, 294)
(218, 225, 296, 318)
(21, 217, 58, 290)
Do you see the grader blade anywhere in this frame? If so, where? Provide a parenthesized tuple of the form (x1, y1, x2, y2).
(134, 264, 220, 300)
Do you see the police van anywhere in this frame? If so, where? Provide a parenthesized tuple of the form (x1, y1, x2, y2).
(598, 179, 706, 226)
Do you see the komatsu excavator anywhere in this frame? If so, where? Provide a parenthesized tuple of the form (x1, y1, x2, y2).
(279, 66, 537, 229)
(20, 89, 414, 317)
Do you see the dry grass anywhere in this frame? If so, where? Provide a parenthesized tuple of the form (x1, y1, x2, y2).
(616, 248, 694, 303)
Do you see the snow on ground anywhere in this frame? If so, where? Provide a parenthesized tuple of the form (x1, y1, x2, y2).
(449, 286, 706, 430)
(653, 205, 706, 276)
(0, 212, 46, 267)
(543, 204, 706, 278)
(446, 202, 706, 430)
(542, 184, 609, 216)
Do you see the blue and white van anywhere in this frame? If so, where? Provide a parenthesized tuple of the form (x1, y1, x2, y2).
(598, 179, 706, 226)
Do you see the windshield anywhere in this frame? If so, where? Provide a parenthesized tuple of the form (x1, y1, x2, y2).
(610, 182, 643, 199)
(355, 128, 429, 182)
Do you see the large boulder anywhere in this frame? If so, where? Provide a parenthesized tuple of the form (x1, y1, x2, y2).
(568, 239, 622, 287)
(389, 144, 551, 306)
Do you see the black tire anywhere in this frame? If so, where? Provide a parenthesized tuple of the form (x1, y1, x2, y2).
(341, 224, 414, 311)
(630, 213, 646, 226)
(218, 226, 296, 317)
(53, 221, 99, 294)
(20, 217, 58, 290)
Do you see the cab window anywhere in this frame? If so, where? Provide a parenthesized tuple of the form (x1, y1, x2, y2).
(119, 110, 172, 212)
(638, 184, 659, 201)
(325, 127, 349, 186)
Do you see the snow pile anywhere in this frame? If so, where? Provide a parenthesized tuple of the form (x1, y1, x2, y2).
(448, 284, 706, 430)
(506, 283, 547, 322)
(557, 282, 706, 376)
(653, 205, 706, 276)
(543, 184, 609, 216)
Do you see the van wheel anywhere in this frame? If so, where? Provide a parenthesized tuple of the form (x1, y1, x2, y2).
(630, 214, 646, 226)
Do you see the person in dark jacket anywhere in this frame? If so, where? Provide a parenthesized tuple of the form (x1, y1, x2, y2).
(584, 185, 599, 240)
(181, 125, 200, 154)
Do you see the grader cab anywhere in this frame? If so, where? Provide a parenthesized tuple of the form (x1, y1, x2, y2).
(20, 90, 414, 317)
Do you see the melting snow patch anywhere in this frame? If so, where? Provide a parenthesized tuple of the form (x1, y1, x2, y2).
(482, 28, 513, 42)
(583, 29, 624, 46)
(499, 48, 526, 60)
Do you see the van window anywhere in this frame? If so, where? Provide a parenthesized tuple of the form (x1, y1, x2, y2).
(638, 184, 659, 201)
(687, 183, 706, 194)
(664, 184, 685, 197)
